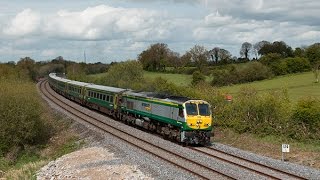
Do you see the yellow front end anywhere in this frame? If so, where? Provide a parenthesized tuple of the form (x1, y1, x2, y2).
(184, 100, 212, 130)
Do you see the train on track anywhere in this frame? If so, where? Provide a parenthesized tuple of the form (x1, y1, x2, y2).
(48, 73, 213, 145)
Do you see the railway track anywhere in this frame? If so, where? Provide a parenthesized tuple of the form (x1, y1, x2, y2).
(39, 80, 234, 179)
(190, 147, 307, 180)
(38, 80, 309, 180)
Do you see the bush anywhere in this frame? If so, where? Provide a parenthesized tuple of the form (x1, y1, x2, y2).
(98, 61, 144, 89)
(211, 62, 273, 86)
(215, 87, 291, 136)
(0, 80, 49, 156)
(260, 54, 311, 75)
(285, 57, 311, 73)
(290, 98, 320, 140)
(191, 71, 205, 85)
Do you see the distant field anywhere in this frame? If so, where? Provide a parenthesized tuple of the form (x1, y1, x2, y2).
(144, 71, 214, 86)
(88, 71, 319, 101)
(144, 71, 192, 86)
(220, 71, 320, 101)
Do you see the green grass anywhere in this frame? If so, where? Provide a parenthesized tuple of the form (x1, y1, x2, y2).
(220, 71, 320, 102)
(88, 70, 318, 101)
(144, 71, 193, 86)
(144, 71, 213, 86)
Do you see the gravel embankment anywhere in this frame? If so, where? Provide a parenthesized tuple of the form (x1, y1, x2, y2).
(37, 147, 151, 179)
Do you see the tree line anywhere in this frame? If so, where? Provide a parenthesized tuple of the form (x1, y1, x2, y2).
(138, 41, 320, 85)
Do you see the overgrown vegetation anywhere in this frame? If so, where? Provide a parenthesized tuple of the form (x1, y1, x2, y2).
(0, 64, 82, 179)
(0, 80, 50, 155)
(211, 61, 273, 86)
(290, 98, 320, 140)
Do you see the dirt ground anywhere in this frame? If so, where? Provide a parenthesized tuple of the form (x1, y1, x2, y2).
(213, 127, 320, 169)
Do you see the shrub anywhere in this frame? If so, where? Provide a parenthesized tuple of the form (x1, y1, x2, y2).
(99, 61, 144, 89)
(211, 62, 273, 86)
(0, 80, 49, 156)
(290, 98, 320, 140)
(191, 71, 205, 85)
(269, 60, 288, 75)
(260, 55, 311, 75)
(285, 57, 311, 73)
(216, 86, 291, 136)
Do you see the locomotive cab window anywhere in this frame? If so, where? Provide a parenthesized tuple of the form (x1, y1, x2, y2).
(198, 104, 210, 116)
(179, 108, 184, 117)
(185, 103, 198, 115)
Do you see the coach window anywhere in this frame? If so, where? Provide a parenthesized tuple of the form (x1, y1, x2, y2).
(100, 94, 102, 99)
(103, 95, 106, 101)
(110, 96, 113, 103)
(106, 95, 109, 102)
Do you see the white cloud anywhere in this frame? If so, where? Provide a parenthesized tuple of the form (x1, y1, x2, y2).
(3, 9, 40, 36)
(0, 1, 320, 62)
(41, 49, 56, 57)
(297, 31, 320, 41)
(204, 11, 233, 26)
(43, 5, 163, 41)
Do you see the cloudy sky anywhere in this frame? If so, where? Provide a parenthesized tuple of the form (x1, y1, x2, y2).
(0, 0, 319, 63)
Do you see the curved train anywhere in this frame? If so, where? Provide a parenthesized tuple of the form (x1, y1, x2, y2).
(48, 73, 213, 145)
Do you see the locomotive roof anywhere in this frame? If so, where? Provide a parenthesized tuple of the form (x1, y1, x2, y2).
(124, 91, 190, 104)
(86, 84, 126, 93)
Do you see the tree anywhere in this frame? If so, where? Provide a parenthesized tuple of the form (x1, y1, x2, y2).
(138, 43, 174, 71)
(187, 45, 209, 72)
(17, 57, 38, 80)
(166, 51, 181, 69)
(209, 47, 220, 64)
(253, 40, 270, 59)
(293, 47, 306, 58)
(240, 42, 252, 60)
(219, 48, 232, 64)
(179, 52, 192, 67)
(306, 43, 320, 83)
(258, 41, 293, 58)
(102, 61, 144, 89)
(208, 47, 232, 64)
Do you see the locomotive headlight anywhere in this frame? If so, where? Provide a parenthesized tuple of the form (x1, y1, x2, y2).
(197, 120, 202, 124)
